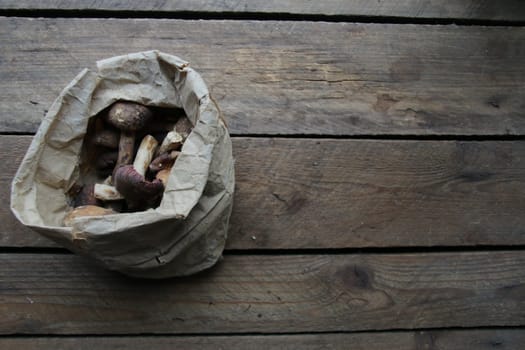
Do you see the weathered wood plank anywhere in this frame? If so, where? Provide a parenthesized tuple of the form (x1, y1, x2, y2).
(1, 18, 525, 135)
(1, 0, 524, 21)
(0, 252, 524, 334)
(1, 329, 524, 350)
(3, 136, 525, 249)
(231, 138, 525, 249)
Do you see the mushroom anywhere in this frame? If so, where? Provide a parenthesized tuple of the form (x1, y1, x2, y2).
(93, 129, 119, 149)
(149, 150, 180, 173)
(155, 168, 171, 186)
(94, 183, 125, 212)
(156, 130, 183, 156)
(115, 166, 164, 211)
(114, 135, 164, 211)
(174, 116, 193, 140)
(102, 176, 113, 185)
(67, 183, 82, 200)
(133, 135, 159, 176)
(73, 184, 100, 207)
(106, 101, 153, 178)
(93, 134, 158, 207)
(95, 151, 118, 172)
(63, 205, 116, 226)
(94, 183, 124, 201)
(104, 200, 125, 213)
(141, 119, 176, 135)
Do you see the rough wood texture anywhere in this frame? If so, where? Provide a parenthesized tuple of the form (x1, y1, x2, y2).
(1, 329, 524, 350)
(231, 138, 525, 249)
(1, 0, 524, 21)
(0, 136, 48, 247)
(3, 136, 525, 249)
(0, 252, 524, 334)
(2, 18, 525, 135)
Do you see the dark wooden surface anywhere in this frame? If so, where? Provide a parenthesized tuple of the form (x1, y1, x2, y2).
(2, 329, 525, 350)
(3, 136, 525, 249)
(1, 1, 524, 348)
(1, 0, 525, 21)
(1, 18, 525, 135)
(1, 252, 524, 334)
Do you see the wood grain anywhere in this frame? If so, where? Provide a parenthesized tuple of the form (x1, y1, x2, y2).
(3, 136, 525, 249)
(1, 0, 524, 21)
(1, 329, 524, 350)
(0, 251, 524, 334)
(1, 18, 525, 135)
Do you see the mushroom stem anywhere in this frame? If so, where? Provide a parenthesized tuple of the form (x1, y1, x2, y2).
(149, 151, 180, 172)
(133, 135, 158, 176)
(174, 116, 193, 140)
(106, 101, 153, 181)
(102, 175, 113, 185)
(95, 151, 118, 171)
(156, 130, 183, 156)
(73, 184, 100, 207)
(93, 129, 119, 148)
(64, 205, 116, 226)
(113, 131, 135, 179)
(155, 167, 172, 186)
(114, 165, 164, 211)
(94, 183, 124, 201)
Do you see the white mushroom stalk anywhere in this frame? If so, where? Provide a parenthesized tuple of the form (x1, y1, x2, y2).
(94, 183, 124, 201)
(157, 130, 183, 156)
(133, 135, 159, 176)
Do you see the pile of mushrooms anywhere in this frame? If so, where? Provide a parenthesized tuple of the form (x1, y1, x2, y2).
(64, 101, 192, 225)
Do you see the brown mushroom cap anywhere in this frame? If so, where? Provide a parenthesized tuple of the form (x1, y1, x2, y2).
(107, 101, 153, 132)
(95, 151, 118, 170)
(93, 129, 120, 148)
(149, 151, 180, 172)
(114, 165, 164, 208)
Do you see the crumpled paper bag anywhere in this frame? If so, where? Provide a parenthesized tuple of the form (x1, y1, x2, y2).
(10, 50, 235, 278)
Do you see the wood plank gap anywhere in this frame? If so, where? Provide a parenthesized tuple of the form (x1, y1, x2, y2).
(2, 326, 525, 338)
(1, 10, 525, 26)
(3, 246, 525, 255)
(226, 246, 525, 255)
(229, 134, 525, 141)
(4, 132, 525, 141)
(0, 132, 34, 136)
(0, 247, 72, 254)
(3, 330, 525, 350)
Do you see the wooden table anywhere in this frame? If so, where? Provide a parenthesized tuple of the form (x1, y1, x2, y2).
(1, 2, 525, 349)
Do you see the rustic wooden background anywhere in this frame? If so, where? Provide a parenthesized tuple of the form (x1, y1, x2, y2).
(1, 1, 524, 349)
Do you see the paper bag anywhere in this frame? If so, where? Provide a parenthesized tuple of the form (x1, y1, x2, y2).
(10, 51, 235, 278)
